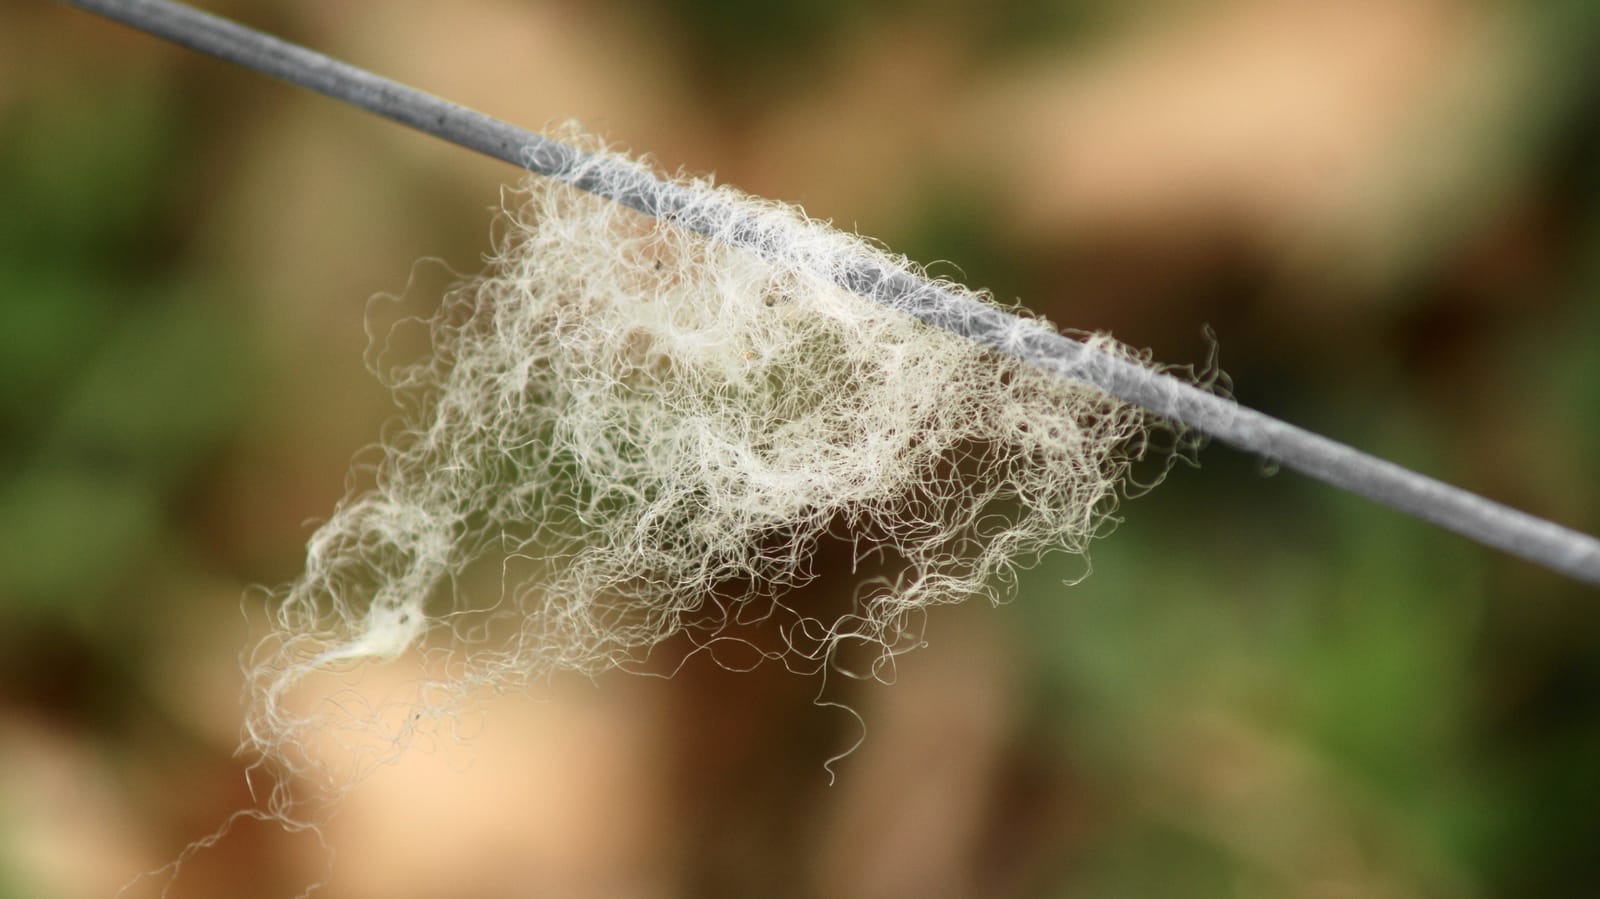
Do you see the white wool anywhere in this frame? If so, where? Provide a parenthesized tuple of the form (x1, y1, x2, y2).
(245, 133, 1165, 784)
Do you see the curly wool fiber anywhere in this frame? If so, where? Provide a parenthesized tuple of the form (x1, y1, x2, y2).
(247, 137, 1159, 770)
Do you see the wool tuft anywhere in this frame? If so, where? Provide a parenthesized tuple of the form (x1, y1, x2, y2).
(246, 132, 1169, 785)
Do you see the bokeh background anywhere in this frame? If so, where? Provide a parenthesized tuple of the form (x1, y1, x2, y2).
(4, 0, 1600, 896)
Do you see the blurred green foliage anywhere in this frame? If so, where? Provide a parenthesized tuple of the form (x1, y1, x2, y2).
(0, 78, 249, 618)
(654, 0, 1133, 108)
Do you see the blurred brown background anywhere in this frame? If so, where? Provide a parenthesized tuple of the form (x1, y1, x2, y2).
(4, 0, 1600, 896)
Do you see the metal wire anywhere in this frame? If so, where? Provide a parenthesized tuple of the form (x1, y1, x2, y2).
(57, 0, 1600, 587)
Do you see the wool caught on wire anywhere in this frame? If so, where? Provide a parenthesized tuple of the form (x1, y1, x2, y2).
(243, 132, 1173, 782)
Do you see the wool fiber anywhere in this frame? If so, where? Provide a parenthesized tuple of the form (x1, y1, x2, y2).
(246, 134, 1166, 786)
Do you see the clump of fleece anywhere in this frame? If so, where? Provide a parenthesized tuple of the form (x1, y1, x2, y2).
(245, 133, 1162, 777)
